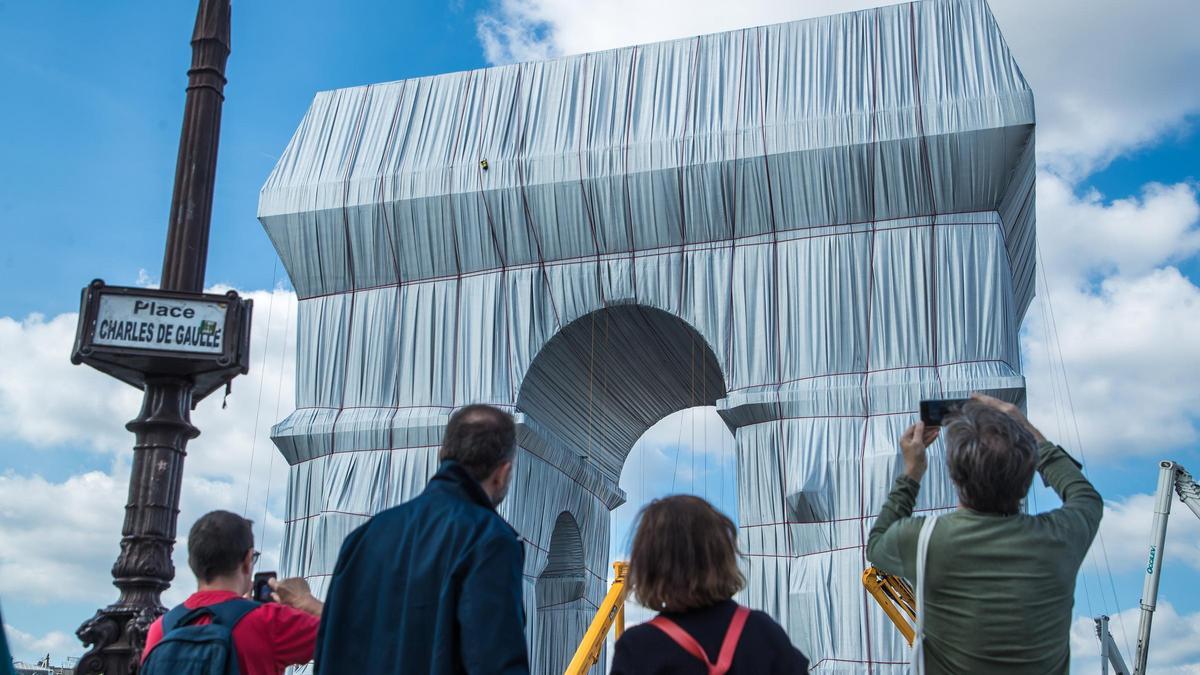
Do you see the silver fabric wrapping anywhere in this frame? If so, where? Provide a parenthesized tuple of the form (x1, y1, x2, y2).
(259, 0, 1034, 671)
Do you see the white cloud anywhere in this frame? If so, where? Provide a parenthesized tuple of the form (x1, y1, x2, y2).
(1023, 265, 1200, 459)
(475, 0, 888, 65)
(1028, 172, 1200, 668)
(1083, 491, 1200, 575)
(1071, 602, 1200, 674)
(0, 312, 140, 451)
(475, 0, 1200, 177)
(990, 0, 1200, 177)
(0, 461, 289, 636)
(1018, 169, 1200, 464)
(0, 287, 297, 481)
(1036, 174, 1200, 291)
(4, 623, 79, 665)
(0, 469, 125, 604)
(0, 287, 296, 618)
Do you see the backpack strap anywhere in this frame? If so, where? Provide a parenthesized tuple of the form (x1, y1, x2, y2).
(206, 599, 259, 629)
(650, 605, 751, 675)
(159, 599, 259, 635)
(158, 603, 196, 635)
(649, 616, 710, 666)
(714, 606, 750, 674)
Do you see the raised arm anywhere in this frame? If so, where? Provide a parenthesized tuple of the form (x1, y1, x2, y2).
(1036, 440, 1103, 546)
(969, 393, 1102, 549)
(866, 422, 938, 578)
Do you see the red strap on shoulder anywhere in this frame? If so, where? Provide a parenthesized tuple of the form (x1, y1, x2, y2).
(649, 615, 710, 665)
(715, 606, 750, 674)
(649, 605, 751, 675)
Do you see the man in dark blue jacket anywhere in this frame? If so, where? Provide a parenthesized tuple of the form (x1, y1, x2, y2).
(314, 404, 528, 675)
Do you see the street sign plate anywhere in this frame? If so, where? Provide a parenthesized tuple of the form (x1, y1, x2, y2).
(93, 294, 229, 355)
(71, 280, 252, 402)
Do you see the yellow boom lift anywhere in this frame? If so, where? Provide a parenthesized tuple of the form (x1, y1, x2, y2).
(863, 566, 917, 646)
(565, 561, 630, 675)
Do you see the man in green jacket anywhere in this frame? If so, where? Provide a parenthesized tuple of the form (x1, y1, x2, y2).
(867, 393, 1103, 674)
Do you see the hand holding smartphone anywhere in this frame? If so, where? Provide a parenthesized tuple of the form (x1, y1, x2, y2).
(919, 398, 968, 426)
(252, 571, 277, 603)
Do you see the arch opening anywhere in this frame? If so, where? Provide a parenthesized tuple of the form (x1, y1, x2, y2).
(611, 406, 739, 559)
(516, 305, 728, 486)
(535, 511, 587, 609)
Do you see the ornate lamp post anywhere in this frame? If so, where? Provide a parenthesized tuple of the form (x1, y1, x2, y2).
(72, 2, 244, 673)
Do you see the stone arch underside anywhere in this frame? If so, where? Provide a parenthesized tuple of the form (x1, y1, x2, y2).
(537, 512, 587, 608)
(535, 512, 589, 672)
(260, 2, 1036, 673)
(517, 305, 727, 485)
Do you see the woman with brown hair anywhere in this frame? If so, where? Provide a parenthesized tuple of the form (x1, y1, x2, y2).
(610, 495, 809, 674)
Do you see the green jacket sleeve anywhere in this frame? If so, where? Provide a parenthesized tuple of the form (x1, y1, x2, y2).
(1035, 440, 1103, 556)
(866, 475, 925, 579)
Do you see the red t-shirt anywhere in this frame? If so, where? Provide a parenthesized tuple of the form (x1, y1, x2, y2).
(142, 590, 319, 675)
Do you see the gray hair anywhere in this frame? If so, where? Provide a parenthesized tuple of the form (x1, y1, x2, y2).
(943, 401, 1038, 515)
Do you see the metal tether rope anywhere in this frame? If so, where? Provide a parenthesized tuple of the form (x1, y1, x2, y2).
(691, 332, 696, 495)
(260, 288, 292, 568)
(589, 310, 595, 471)
(702, 339, 707, 501)
(243, 259, 278, 516)
(1037, 243, 1131, 658)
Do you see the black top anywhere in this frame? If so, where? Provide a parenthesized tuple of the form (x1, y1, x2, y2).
(610, 600, 809, 674)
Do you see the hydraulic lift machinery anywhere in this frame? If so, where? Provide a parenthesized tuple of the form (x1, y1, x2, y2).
(1095, 460, 1200, 675)
(565, 561, 630, 675)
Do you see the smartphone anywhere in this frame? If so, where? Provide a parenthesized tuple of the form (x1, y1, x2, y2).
(919, 398, 968, 426)
(252, 571, 277, 603)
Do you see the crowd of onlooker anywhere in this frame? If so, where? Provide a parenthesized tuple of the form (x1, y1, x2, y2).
(58, 393, 1097, 674)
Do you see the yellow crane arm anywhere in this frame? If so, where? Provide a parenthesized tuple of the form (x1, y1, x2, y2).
(565, 561, 630, 675)
(862, 566, 917, 646)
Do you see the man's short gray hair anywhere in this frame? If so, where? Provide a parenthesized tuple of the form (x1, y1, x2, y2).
(943, 401, 1039, 515)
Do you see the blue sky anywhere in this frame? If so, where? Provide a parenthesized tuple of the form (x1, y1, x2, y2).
(0, 0, 493, 319)
(1, 0, 1198, 671)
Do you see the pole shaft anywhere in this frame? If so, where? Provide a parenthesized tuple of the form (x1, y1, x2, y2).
(161, 0, 231, 292)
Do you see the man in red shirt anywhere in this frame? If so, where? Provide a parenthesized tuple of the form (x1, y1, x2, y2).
(142, 510, 323, 675)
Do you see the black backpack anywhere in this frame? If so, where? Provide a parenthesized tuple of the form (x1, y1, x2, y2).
(141, 599, 259, 675)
